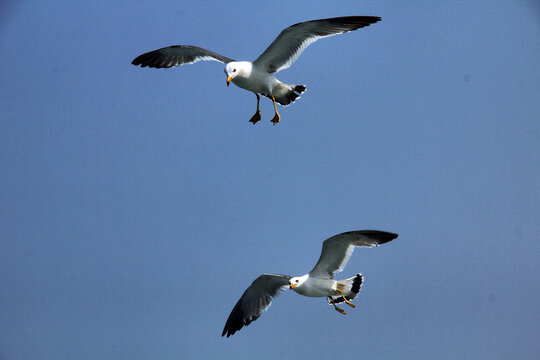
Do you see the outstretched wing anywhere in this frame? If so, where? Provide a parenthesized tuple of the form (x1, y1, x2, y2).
(309, 230, 398, 279)
(253, 16, 381, 73)
(222, 273, 291, 338)
(131, 45, 235, 68)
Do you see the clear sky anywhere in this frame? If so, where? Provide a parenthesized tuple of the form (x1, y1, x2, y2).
(1, 1, 539, 359)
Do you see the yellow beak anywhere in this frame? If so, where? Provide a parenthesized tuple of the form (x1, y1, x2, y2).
(289, 283, 296, 289)
(227, 76, 232, 87)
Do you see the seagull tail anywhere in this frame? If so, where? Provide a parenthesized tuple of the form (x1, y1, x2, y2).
(292, 85, 306, 94)
(331, 274, 363, 304)
(269, 83, 307, 106)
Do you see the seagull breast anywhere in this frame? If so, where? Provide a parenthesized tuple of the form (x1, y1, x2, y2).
(232, 62, 277, 95)
(293, 277, 336, 297)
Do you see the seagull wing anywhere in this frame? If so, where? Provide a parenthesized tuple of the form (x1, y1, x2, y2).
(131, 45, 235, 68)
(222, 273, 291, 337)
(252, 16, 381, 73)
(309, 230, 398, 279)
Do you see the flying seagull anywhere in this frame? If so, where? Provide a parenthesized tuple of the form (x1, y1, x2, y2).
(222, 230, 397, 337)
(131, 16, 381, 125)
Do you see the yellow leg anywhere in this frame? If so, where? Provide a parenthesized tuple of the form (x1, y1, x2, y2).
(336, 289, 356, 308)
(270, 95, 280, 125)
(328, 297, 346, 315)
(249, 93, 262, 124)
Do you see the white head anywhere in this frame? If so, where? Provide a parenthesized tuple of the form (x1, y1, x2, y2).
(289, 274, 309, 290)
(224, 61, 250, 86)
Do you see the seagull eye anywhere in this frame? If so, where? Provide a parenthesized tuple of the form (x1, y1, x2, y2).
(233, 69, 236, 72)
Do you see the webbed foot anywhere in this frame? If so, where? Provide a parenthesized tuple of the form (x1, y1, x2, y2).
(249, 111, 261, 124)
(270, 95, 280, 125)
(336, 289, 356, 308)
(271, 113, 280, 125)
(328, 296, 347, 315)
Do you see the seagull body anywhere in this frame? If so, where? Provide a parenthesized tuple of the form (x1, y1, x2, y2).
(222, 230, 398, 337)
(292, 275, 340, 297)
(225, 62, 272, 95)
(131, 16, 381, 125)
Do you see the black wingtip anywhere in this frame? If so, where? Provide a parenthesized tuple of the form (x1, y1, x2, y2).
(374, 231, 398, 244)
(221, 305, 245, 338)
(325, 16, 382, 27)
(343, 230, 398, 245)
(368, 230, 398, 245)
(222, 298, 258, 338)
(131, 53, 149, 67)
(222, 314, 258, 338)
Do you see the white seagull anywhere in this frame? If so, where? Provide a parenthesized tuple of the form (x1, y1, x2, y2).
(131, 16, 381, 125)
(222, 230, 397, 337)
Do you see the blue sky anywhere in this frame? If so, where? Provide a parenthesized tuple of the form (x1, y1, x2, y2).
(1, 1, 539, 359)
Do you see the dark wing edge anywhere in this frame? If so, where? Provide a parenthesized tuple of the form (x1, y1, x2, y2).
(222, 274, 291, 338)
(309, 230, 398, 278)
(253, 16, 381, 73)
(131, 45, 235, 69)
(340, 230, 398, 247)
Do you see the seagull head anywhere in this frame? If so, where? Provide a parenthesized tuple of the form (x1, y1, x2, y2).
(224, 62, 239, 87)
(225, 61, 251, 87)
(289, 274, 309, 290)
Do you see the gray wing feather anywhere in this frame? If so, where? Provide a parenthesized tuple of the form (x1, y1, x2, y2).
(309, 230, 398, 279)
(131, 45, 234, 68)
(253, 16, 381, 73)
(222, 273, 291, 337)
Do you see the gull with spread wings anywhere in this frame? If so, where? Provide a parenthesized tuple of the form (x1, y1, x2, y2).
(222, 230, 397, 337)
(132, 16, 381, 125)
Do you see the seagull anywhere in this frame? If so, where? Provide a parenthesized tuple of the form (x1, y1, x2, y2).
(131, 16, 381, 125)
(222, 230, 397, 337)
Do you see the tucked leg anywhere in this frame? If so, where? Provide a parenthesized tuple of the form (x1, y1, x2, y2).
(328, 297, 346, 315)
(336, 289, 356, 308)
(249, 93, 262, 124)
(270, 95, 280, 125)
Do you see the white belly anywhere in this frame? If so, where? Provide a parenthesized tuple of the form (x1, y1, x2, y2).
(232, 65, 278, 95)
(293, 278, 336, 298)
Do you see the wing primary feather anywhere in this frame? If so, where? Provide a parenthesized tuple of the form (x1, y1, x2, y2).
(132, 45, 235, 68)
(222, 274, 291, 338)
(253, 16, 381, 73)
(342, 230, 398, 246)
(309, 230, 397, 279)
